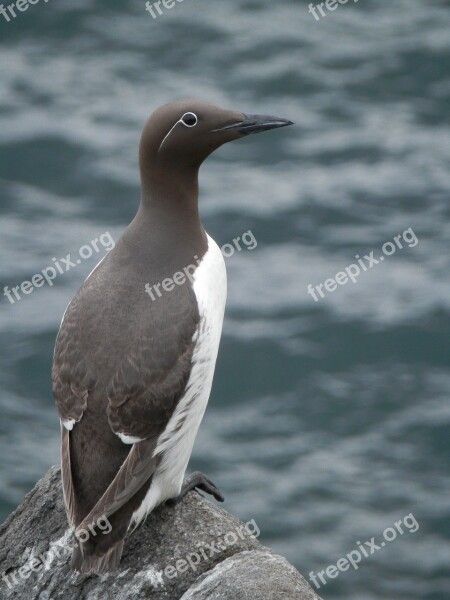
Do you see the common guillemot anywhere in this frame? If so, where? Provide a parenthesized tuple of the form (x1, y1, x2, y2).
(52, 99, 293, 573)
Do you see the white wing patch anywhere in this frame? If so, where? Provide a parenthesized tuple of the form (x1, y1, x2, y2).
(117, 432, 145, 445)
(62, 419, 76, 431)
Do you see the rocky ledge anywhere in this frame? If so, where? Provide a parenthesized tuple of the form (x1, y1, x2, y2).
(0, 466, 322, 599)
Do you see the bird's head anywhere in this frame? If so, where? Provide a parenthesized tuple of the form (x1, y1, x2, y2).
(139, 99, 294, 178)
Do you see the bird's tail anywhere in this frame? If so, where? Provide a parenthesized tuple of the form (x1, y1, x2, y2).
(71, 538, 124, 574)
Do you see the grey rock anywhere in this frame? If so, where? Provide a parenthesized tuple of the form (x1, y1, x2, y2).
(179, 551, 322, 600)
(0, 466, 322, 600)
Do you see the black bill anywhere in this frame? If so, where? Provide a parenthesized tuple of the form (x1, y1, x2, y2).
(215, 113, 294, 135)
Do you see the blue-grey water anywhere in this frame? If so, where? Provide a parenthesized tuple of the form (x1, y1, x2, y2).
(1, 0, 449, 598)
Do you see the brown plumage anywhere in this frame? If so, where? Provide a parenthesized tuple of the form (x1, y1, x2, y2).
(52, 99, 293, 573)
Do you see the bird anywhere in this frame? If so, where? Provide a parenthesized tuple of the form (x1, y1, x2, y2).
(52, 99, 293, 574)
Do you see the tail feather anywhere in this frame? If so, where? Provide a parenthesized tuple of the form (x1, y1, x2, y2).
(71, 538, 125, 574)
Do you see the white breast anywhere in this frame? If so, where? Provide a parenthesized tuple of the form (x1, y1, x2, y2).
(130, 234, 227, 527)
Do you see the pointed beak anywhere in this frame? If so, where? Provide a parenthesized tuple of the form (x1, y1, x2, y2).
(214, 114, 294, 135)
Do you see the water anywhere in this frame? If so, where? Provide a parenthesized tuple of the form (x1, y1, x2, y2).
(1, 0, 449, 598)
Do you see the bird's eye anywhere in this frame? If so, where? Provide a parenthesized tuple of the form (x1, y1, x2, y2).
(181, 112, 198, 127)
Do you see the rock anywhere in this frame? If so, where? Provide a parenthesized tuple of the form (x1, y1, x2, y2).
(0, 466, 322, 599)
(179, 551, 321, 600)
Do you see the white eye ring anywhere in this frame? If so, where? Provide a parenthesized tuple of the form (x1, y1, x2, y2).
(181, 112, 198, 127)
(158, 112, 199, 153)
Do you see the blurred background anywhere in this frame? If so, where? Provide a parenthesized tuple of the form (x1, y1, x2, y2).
(1, 0, 449, 598)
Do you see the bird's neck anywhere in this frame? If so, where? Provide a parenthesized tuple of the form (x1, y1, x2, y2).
(135, 164, 207, 259)
(141, 162, 199, 214)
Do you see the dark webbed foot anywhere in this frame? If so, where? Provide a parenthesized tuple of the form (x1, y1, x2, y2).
(167, 471, 225, 506)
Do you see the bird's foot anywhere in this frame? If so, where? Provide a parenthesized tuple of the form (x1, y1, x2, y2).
(166, 471, 225, 506)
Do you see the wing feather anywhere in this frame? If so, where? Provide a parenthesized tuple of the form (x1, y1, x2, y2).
(60, 425, 76, 526)
(75, 438, 158, 533)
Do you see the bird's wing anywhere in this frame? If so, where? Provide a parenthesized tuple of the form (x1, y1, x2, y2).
(75, 437, 159, 534)
(105, 325, 196, 441)
(52, 274, 200, 523)
(54, 304, 95, 526)
(53, 280, 199, 438)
